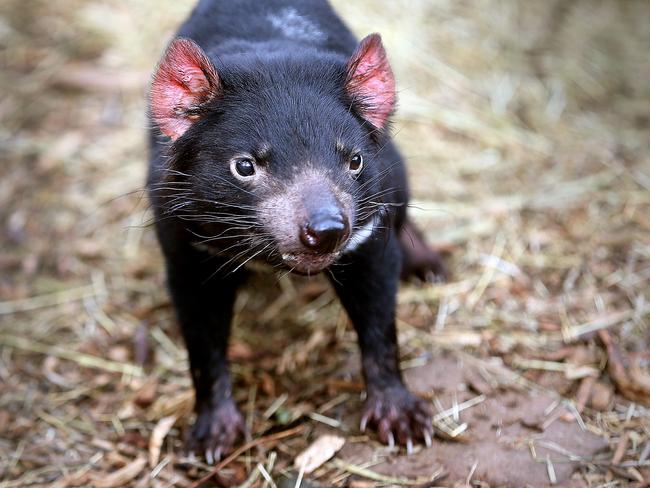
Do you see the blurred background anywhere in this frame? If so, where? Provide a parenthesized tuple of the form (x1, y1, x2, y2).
(1, 1, 648, 486)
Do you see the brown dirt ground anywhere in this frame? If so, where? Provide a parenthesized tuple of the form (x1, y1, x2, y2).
(1, 0, 649, 487)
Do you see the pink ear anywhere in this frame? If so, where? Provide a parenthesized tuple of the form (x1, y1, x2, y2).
(345, 34, 396, 130)
(150, 38, 220, 140)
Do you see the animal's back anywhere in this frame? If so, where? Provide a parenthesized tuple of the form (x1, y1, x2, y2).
(177, 0, 358, 56)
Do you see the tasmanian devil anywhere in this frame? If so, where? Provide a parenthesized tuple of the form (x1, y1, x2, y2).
(147, 0, 446, 461)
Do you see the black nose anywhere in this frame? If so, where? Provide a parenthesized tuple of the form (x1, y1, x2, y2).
(300, 212, 350, 254)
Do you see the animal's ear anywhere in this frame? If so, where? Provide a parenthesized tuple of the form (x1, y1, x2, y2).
(150, 38, 220, 140)
(345, 33, 396, 131)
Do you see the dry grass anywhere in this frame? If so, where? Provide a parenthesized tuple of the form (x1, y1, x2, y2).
(0, 0, 648, 486)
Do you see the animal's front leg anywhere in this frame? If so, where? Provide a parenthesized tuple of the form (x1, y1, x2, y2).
(163, 244, 246, 463)
(329, 231, 433, 450)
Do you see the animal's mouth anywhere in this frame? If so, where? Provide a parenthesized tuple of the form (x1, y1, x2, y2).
(281, 251, 341, 274)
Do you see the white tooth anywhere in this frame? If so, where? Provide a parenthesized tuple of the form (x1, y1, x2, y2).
(406, 438, 413, 455)
(387, 432, 395, 450)
(205, 449, 214, 465)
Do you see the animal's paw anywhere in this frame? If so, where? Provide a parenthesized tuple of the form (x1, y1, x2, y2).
(401, 245, 448, 283)
(360, 386, 433, 453)
(398, 221, 449, 283)
(186, 398, 246, 464)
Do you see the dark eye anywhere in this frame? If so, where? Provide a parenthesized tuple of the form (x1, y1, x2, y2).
(231, 157, 256, 179)
(349, 153, 363, 174)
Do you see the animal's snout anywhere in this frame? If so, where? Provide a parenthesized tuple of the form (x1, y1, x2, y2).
(259, 170, 353, 267)
(299, 210, 350, 254)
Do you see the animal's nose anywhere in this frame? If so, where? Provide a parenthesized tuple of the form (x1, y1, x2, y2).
(300, 212, 350, 254)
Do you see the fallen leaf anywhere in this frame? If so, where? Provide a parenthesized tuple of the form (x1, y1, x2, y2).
(148, 390, 193, 421)
(599, 331, 650, 406)
(575, 376, 595, 413)
(93, 457, 146, 488)
(589, 381, 613, 411)
(133, 381, 157, 409)
(294, 434, 345, 474)
(149, 415, 177, 467)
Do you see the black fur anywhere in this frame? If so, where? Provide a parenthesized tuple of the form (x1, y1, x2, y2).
(147, 0, 441, 459)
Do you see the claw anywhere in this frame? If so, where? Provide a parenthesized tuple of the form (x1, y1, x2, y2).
(362, 388, 434, 451)
(424, 429, 432, 448)
(187, 399, 245, 463)
(387, 432, 395, 450)
(359, 414, 369, 433)
(425, 270, 438, 283)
